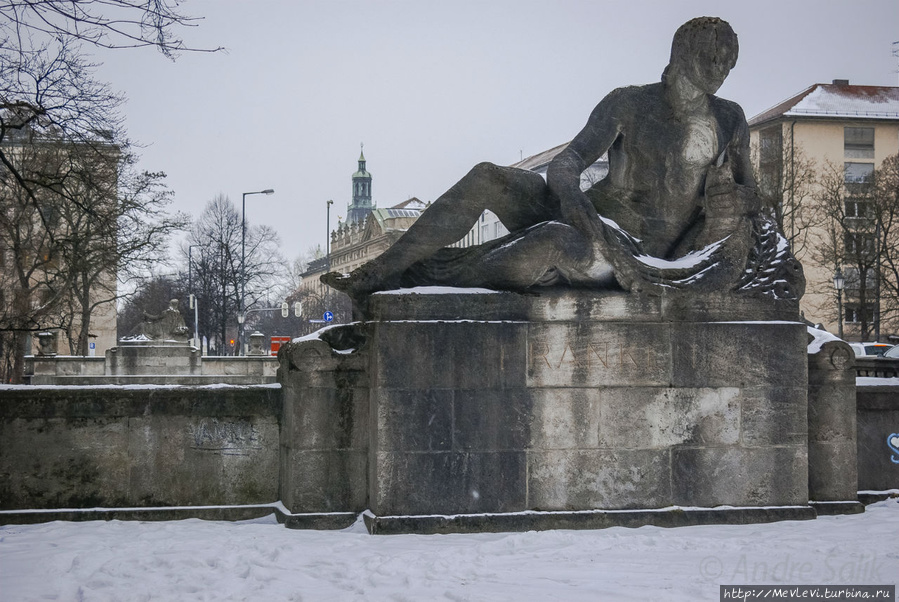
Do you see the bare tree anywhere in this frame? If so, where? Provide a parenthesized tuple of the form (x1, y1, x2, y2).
(751, 135, 821, 259)
(0, 0, 219, 58)
(60, 156, 188, 355)
(870, 154, 899, 336)
(809, 157, 899, 341)
(182, 196, 284, 355)
(1, 0, 215, 240)
(0, 132, 72, 381)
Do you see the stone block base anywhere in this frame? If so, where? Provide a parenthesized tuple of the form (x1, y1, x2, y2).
(362, 506, 818, 535)
(280, 289, 818, 529)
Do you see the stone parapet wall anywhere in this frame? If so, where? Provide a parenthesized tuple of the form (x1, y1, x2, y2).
(26, 352, 278, 385)
(0, 385, 281, 510)
(856, 384, 899, 492)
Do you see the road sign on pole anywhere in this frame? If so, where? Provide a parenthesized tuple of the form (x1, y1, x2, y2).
(323, 311, 334, 322)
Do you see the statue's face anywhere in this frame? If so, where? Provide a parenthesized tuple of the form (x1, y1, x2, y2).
(671, 21, 738, 95)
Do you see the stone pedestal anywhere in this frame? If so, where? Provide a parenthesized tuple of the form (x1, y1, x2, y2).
(106, 339, 200, 376)
(280, 289, 815, 530)
(807, 339, 861, 514)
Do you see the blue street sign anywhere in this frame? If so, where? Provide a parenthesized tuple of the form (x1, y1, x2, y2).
(323, 311, 334, 322)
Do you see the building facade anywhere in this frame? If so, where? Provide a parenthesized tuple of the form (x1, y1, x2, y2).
(0, 130, 119, 369)
(748, 80, 899, 340)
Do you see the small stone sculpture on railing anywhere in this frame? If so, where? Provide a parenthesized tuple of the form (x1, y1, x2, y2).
(124, 299, 190, 342)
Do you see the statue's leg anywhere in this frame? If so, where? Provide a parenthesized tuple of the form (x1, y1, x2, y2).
(451, 221, 614, 290)
(322, 163, 554, 296)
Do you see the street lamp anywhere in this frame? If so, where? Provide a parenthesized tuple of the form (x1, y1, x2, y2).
(326, 199, 334, 270)
(241, 188, 274, 355)
(188, 244, 201, 350)
(833, 266, 845, 339)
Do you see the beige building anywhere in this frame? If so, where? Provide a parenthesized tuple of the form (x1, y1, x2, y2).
(0, 132, 118, 364)
(748, 80, 899, 341)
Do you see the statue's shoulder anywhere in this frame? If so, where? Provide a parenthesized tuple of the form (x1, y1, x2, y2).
(709, 95, 748, 125)
(594, 82, 663, 116)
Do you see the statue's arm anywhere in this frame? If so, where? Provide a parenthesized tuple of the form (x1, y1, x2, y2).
(728, 104, 756, 189)
(547, 90, 624, 236)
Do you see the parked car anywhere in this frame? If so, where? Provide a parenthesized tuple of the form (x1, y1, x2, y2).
(849, 342, 895, 357)
(884, 345, 899, 359)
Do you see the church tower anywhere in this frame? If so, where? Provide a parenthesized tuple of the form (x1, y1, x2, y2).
(347, 144, 374, 225)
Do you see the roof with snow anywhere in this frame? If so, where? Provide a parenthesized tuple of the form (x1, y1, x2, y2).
(748, 82, 899, 127)
(511, 142, 608, 174)
(391, 197, 427, 210)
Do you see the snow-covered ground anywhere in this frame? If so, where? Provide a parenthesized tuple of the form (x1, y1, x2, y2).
(1, 500, 897, 601)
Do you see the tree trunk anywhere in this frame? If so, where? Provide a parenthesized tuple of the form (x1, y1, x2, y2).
(10, 330, 28, 384)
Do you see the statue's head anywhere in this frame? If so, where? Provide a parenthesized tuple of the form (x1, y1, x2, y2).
(664, 17, 738, 94)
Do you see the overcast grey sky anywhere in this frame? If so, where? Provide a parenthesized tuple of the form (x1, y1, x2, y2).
(94, 0, 899, 263)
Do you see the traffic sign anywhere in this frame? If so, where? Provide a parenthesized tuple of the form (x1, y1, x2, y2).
(323, 311, 334, 322)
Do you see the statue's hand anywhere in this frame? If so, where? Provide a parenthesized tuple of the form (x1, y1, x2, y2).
(559, 190, 604, 239)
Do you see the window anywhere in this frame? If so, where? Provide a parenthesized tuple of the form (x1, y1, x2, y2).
(844, 127, 875, 159)
(845, 304, 875, 324)
(842, 266, 877, 291)
(844, 232, 876, 255)
(844, 162, 874, 183)
(845, 198, 873, 218)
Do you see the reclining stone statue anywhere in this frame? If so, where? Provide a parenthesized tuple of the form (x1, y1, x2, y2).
(322, 17, 804, 303)
(126, 299, 190, 342)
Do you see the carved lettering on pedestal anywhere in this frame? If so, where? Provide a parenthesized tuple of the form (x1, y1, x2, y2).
(529, 341, 645, 371)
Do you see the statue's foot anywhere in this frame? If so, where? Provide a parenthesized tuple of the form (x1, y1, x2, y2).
(321, 269, 382, 300)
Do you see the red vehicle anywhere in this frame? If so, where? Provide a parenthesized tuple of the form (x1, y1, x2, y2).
(270, 336, 291, 356)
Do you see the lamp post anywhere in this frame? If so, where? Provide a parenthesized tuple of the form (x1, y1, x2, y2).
(241, 188, 274, 355)
(188, 245, 201, 349)
(326, 199, 334, 270)
(833, 266, 845, 339)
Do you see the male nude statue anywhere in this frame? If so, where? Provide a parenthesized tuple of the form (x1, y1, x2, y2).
(323, 17, 799, 300)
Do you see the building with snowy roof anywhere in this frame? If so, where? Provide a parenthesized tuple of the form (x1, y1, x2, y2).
(748, 80, 899, 341)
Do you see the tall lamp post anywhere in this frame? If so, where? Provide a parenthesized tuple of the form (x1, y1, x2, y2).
(188, 245, 201, 350)
(833, 266, 845, 339)
(241, 188, 274, 355)
(326, 199, 334, 270)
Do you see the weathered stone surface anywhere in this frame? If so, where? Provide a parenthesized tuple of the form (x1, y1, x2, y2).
(375, 389, 453, 452)
(807, 339, 858, 501)
(373, 320, 527, 390)
(528, 388, 602, 450)
(527, 322, 671, 388)
(740, 386, 809, 447)
(671, 322, 807, 388)
(597, 387, 741, 449)
(373, 451, 526, 515)
(364, 505, 817, 535)
(279, 334, 369, 514)
(453, 389, 531, 452)
(279, 449, 367, 513)
(528, 449, 672, 510)
(856, 385, 899, 492)
(355, 290, 812, 517)
(672, 446, 808, 507)
(0, 386, 280, 510)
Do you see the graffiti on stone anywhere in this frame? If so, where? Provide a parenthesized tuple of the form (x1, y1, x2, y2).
(187, 419, 262, 456)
